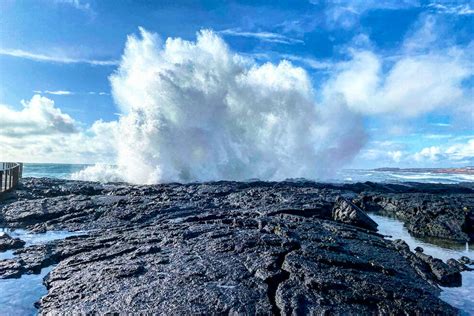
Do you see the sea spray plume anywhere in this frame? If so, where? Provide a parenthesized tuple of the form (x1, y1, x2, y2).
(75, 28, 366, 184)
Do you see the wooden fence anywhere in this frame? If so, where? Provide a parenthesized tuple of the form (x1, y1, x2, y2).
(0, 162, 23, 193)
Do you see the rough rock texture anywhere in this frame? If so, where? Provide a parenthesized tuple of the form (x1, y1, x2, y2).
(391, 240, 473, 287)
(332, 197, 378, 231)
(355, 192, 474, 241)
(0, 233, 25, 251)
(0, 178, 473, 314)
(459, 256, 474, 265)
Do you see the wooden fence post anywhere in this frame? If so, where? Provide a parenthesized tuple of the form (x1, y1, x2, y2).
(0, 162, 23, 193)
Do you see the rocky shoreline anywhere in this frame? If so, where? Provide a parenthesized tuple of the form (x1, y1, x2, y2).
(0, 178, 473, 314)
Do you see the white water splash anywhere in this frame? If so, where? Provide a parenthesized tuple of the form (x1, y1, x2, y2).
(73, 28, 366, 184)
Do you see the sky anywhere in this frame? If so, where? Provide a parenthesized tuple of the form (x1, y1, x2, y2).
(0, 0, 473, 177)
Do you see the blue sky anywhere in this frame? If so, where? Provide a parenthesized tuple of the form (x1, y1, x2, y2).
(0, 0, 473, 173)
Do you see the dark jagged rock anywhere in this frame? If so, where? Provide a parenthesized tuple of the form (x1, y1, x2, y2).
(354, 192, 474, 241)
(414, 252, 462, 287)
(447, 258, 473, 272)
(391, 239, 466, 287)
(459, 256, 474, 265)
(414, 246, 424, 253)
(332, 196, 378, 231)
(0, 233, 25, 251)
(0, 259, 26, 278)
(0, 178, 472, 314)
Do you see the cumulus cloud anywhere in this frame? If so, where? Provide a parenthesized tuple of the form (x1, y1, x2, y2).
(0, 95, 76, 137)
(325, 13, 473, 118)
(414, 139, 474, 163)
(322, 44, 472, 117)
(76, 28, 366, 184)
(413, 146, 442, 162)
(0, 96, 117, 164)
(388, 150, 403, 163)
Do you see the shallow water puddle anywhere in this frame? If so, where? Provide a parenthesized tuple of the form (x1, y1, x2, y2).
(0, 228, 83, 246)
(0, 266, 53, 315)
(369, 213, 474, 315)
(0, 228, 85, 314)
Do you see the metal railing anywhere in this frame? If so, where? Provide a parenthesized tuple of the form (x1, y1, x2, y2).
(0, 162, 23, 193)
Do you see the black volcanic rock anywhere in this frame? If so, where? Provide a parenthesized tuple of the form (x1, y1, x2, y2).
(459, 256, 474, 265)
(391, 239, 468, 287)
(332, 196, 378, 231)
(0, 258, 26, 278)
(0, 178, 472, 314)
(0, 233, 25, 251)
(354, 192, 474, 241)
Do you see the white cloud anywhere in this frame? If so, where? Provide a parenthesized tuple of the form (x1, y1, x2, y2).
(310, 0, 420, 10)
(0, 95, 117, 164)
(402, 15, 439, 53)
(0, 48, 118, 66)
(423, 134, 453, 139)
(0, 95, 76, 137)
(88, 91, 109, 95)
(356, 141, 406, 165)
(322, 45, 472, 117)
(312, 0, 420, 29)
(34, 90, 110, 96)
(219, 29, 304, 45)
(34, 90, 74, 95)
(427, 3, 474, 15)
(414, 139, 474, 163)
(445, 139, 474, 161)
(280, 54, 332, 70)
(45, 90, 73, 95)
(388, 150, 403, 162)
(53, 0, 93, 14)
(414, 146, 442, 161)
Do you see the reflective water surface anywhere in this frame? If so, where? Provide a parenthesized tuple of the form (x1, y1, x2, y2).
(0, 266, 53, 316)
(0, 228, 84, 315)
(369, 213, 474, 315)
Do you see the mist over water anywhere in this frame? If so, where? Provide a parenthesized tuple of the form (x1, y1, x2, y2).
(73, 29, 366, 184)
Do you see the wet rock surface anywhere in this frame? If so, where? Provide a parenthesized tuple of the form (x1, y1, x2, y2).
(0, 233, 25, 251)
(0, 178, 473, 314)
(390, 239, 470, 287)
(332, 197, 378, 231)
(355, 192, 474, 241)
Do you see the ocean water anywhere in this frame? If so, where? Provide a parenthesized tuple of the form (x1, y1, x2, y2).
(22, 163, 91, 180)
(21, 163, 474, 184)
(333, 169, 474, 184)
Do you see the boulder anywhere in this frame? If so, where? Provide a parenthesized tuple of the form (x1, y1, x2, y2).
(414, 252, 462, 287)
(332, 197, 378, 231)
